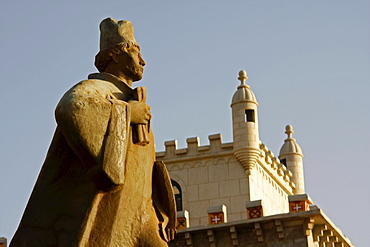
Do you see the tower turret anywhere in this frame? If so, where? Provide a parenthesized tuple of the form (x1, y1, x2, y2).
(279, 125, 305, 194)
(231, 70, 260, 175)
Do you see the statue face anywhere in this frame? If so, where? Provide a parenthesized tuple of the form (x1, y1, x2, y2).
(116, 45, 146, 82)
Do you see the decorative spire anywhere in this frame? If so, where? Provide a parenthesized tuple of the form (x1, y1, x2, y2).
(279, 125, 303, 156)
(237, 70, 249, 89)
(285, 125, 295, 140)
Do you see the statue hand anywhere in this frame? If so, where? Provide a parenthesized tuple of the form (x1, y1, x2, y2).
(166, 226, 176, 242)
(129, 100, 151, 124)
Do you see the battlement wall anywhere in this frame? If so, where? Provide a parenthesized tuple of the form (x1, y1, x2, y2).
(156, 134, 295, 194)
(257, 143, 295, 194)
(156, 134, 294, 192)
(156, 133, 233, 162)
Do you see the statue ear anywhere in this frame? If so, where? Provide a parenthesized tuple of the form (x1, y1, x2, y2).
(111, 53, 119, 64)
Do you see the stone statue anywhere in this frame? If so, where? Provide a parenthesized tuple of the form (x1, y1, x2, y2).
(11, 18, 176, 247)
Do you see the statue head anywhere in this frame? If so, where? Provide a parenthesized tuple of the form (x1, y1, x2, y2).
(95, 18, 145, 82)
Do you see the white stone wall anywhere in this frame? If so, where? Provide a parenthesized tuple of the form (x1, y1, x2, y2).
(166, 155, 250, 227)
(249, 163, 289, 215)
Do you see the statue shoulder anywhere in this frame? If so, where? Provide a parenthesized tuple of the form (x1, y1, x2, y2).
(68, 78, 112, 95)
(55, 78, 115, 122)
(58, 78, 113, 104)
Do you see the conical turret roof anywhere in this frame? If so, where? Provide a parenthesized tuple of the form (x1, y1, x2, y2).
(279, 125, 303, 157)
(231, 70, 258, 106)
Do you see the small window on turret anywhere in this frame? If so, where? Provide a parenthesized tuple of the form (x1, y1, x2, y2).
(245, 109, 255, 122)
(281, 158, 287, 167)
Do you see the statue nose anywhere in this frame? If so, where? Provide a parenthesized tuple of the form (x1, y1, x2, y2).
(139, 55, 146, 66)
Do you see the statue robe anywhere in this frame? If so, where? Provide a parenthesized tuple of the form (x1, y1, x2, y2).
(10, 73, 175, 247)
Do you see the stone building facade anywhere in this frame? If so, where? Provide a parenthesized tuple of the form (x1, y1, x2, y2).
(157, 71, 353, 246)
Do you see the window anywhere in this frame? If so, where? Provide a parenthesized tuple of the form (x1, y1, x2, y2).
(281, 158, 287, 167)
(245, 109, 255, 122)
(171, 180, 183, 211)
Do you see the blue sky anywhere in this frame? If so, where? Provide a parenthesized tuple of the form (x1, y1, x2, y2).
(1, 1, 369, 245)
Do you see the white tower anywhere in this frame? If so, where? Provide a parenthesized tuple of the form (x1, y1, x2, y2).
(279, 125, 305, 194)
(231, 70, 260, 175)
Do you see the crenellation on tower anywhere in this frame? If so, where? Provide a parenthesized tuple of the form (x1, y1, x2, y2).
(208, 133, 223, 152)
(186, 137, 199, 154)
(164, 140, 178, 157)
(257, 143, 295, 194)
(157, 134, 234, 161)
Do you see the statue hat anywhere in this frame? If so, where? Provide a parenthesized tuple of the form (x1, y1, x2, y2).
(99, 17, 137, 51)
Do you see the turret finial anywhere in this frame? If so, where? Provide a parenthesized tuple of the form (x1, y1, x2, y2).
(285, 125, 294, 139)
(238, 70, 248, 86)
